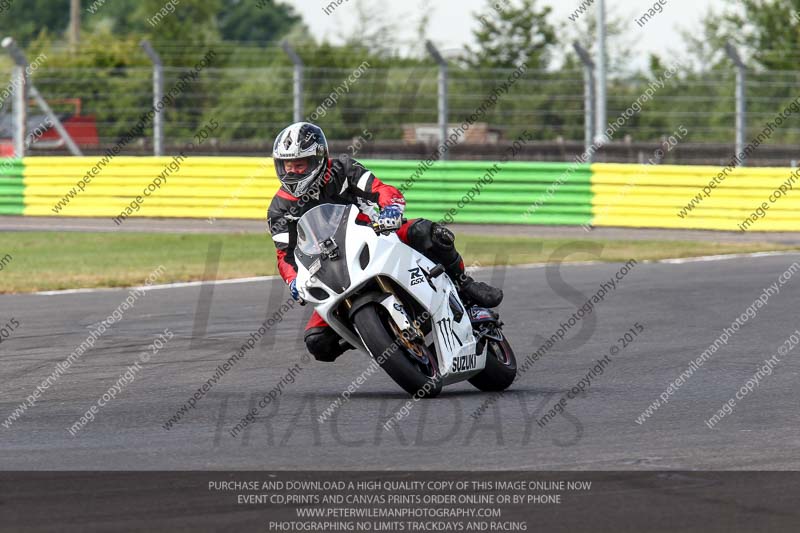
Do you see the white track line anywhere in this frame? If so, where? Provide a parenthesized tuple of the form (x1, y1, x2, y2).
(654, 251, 796, 264)
(29, 250, 800, 296)
(33, 275, 282, 296)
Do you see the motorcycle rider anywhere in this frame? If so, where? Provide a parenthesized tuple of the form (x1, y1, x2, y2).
(267, 122, 503, 362)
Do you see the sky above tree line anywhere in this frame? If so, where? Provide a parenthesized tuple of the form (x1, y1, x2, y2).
(294, 0, 732, 68)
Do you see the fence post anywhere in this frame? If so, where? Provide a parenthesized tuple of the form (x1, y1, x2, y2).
(3, 37, 82, 156)
(282, 41, 304, 123)
(725, 43, 747, 166)
(10, 64, 26, 158)
(594, 0, 607, 146)
(2, 38, 26, 158)
(573, 42, 596, 160)
(140, 40, 164, 156)
(425, 40, 449, 159)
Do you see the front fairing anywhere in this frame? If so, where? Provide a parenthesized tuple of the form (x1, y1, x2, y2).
(295, 204, 356, 295)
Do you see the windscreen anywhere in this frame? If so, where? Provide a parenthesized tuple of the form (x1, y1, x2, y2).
(296, 204, 350, 256)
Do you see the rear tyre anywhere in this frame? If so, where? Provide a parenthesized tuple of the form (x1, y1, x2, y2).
(352, 303, 442, 398)
(468, 331, 517, 392)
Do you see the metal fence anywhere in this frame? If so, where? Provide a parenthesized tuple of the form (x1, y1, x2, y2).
(2, 43, 800, 165)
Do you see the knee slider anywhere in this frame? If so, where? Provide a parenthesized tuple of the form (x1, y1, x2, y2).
(304, 328, 341, 362)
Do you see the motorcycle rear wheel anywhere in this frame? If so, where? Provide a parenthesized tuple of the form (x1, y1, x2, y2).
(468, 331, 517, 392)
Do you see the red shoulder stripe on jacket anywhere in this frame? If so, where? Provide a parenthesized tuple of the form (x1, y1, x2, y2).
(368, 176, 406, 209)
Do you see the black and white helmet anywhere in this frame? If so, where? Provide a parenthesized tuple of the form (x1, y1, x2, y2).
(272, 122, 329, 197)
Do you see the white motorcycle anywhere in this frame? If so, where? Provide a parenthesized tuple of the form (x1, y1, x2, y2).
(294, 203, 516, 398)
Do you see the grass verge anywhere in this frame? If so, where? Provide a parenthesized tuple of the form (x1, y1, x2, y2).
(0, 231, 797, 293)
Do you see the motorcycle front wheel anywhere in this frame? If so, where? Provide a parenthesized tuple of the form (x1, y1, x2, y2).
(352, 303, 442, 398)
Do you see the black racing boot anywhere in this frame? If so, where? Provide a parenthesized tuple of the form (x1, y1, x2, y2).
(457, 275, 504, 308)
(443, 255, 503, 308)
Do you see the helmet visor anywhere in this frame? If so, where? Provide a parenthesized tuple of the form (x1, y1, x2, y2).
(275, 155, 326, 196)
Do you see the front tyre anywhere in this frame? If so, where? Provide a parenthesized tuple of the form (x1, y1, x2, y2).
(468, 331, 517, 392)
(352, 303, 442, 398)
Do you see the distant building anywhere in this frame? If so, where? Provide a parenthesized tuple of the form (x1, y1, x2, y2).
(403, 123, 501, 145)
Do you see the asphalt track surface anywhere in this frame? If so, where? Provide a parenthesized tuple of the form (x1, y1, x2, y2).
(3, 251, 800, 471)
